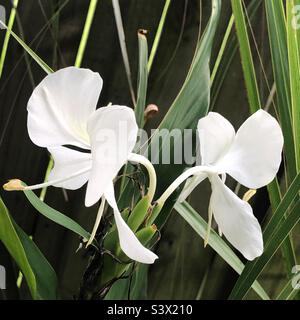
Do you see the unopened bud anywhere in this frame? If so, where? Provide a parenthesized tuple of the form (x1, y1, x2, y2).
(144, 104, 159, 122)
(3, 179, 25, 191)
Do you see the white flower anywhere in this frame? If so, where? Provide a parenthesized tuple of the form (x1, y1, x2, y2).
(162, 110, 283, 260)
(26, 66, 158, 264)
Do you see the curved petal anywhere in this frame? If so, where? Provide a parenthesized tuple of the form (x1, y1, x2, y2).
(197, 112, 235, 165)
(27, 67, 103, 149)
(85, 105, 138, 206)
(209, 174, 263, 261)
(218, 110, 284, 189)
(178, 173, 207, 203)
(104, 183, 158, 264)
(48, 146, 91, 189)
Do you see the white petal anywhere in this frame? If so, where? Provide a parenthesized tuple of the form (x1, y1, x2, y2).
(27, 67, 103, 149)
(218, 110, 284, 189)
(104, 183, 158, 264)
(197, 112, 235, 165)
(178, 173, 207, 203)
(209, 174, 263, 261)
(85, 105, 138, 206)
(48, 146, 91, 189)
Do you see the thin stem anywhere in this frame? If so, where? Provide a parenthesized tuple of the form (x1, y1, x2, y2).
(87, 196, 105, 247)
(39, 157, 54, 201)
(75, 0, 99, 67)
(128, 153, 157, 203)
(156, 166, 217, 206)
(211, 14, 234, 85)
(147, 0, 172, 73)
(0, 0, 19, 78)
(112, 0, 136, 107)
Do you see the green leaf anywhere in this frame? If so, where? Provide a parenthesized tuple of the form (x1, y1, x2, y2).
(105, 264, 149, 300)
(112, 0, 136, 106)
(0, 197, 57, 299)
(23, 188, 91, 242)
(232, 0, 297, 277)
(231, 0, 261, 112)
(0, 20, 53, 74)
(0, 0, 19, 78)
(264, 174, 300, 242)
(175, 201, 270, 300)
(135, 30, 148, 128)
(127, 195, 151, 232)
(229, 173, 300, 299)
(150, 0, 221, 228)
(265, 0, 297, 181)
(276, 278, 299, 300)
(211, 0, 263, 108)
(287, 0, 300, 171)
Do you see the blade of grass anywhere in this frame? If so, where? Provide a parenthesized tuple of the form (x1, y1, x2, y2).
(112, 0, 136, 107)
(229, 173, 300, 299)
(15, 12, 35, 87)
(75, 0, 99, 67)
(211, 15, 234, 85)
(230, 199, 300, 299)
(276, 278, 299, 300)
(231, 0, 261, 112)
(175, 201, 270, 300)
(147, 0, 171, 72)
(0, 0, 19, 78)
(265, 0, 297, 182)
(231, 0, 297, 276)
(211, 0, 262, 109)
(23, 188, 92, 243)
(287, 0, 300, 172)
(0, 197, 58, 299)
(0, 20, 53, 74)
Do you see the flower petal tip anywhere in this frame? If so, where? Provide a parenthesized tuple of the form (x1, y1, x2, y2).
(145, 253, 159, 264)
(244, 247, 264, 261)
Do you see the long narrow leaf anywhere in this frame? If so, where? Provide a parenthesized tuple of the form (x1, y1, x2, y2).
(287, 0, 300, 171)
(0, 197, 57, 299)
(175, 201, 270, 300)
(231, 0, 261, 112)
(0, 0, 19, 78)
(229, 173, 300, 299)
(265, 0, 297, 181)
(23, 189, 91, 242)
(135, 30, 148, 128)
(151, 0, 221, 228)
(0, 20, 53, 74)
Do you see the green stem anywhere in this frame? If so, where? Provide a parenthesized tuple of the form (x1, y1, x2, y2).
(39, 157, 54, 201)
(147, 0, 171, 73)
(75, 0, 99, 67)
(0, 0, 19, 79)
